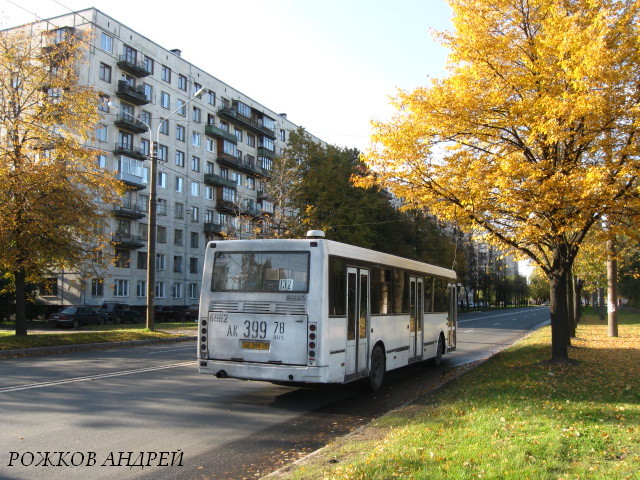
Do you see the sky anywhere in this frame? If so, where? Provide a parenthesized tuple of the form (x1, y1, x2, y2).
(0, 0, 454, 151)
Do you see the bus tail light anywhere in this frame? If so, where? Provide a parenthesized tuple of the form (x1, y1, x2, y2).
(308, 322, 317, 366)
(200, 318, 208, 359)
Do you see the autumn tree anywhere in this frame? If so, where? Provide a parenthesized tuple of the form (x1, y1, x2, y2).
(0, 25, 123, 336)
(359, 0, 640, 362)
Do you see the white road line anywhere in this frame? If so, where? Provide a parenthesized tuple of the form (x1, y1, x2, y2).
(459, 310, 544, 323)
(147, 347, 194, 354)
(0, 361, 196, 393)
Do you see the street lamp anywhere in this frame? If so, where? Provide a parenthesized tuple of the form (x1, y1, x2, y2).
(111, 86, 205, 330)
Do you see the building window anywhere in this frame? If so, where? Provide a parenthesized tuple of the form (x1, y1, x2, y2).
(246, 176, 255, 190)
(189, 257, 198, 274)
(178, 74, 188, 91)
(99, 63, 112, 83)
(161, 65, 171, 83)
(192, 132, 201, 147)
(223, 140, 237, 156)
(193, 107, 201, 123)
(157, 198, 167, 215)
(98, 94, 110, 112)
(40, 278, 58, 297)
(123, 44, 137, 63)
(175, 202, 184, 219)
(205, 209, 215, 223)
(208, 90, 216, 105)
(158, 171, 167, 188)
(193, 82, 202, 95)
(260, 136, 274, 151)
(136, 280, 146, 297)
(95, 125, 108, 142)
(280, 129, 286, 142)
(157, 144, 168, 161)
(175, 150, 185, 167)
(155, 281, 166, 298)
(100, 33, 113, 53)
(143, 83, 153, 102)
(160, 91, 170, 109)
(236, 101, 251, 117)
(191, 206, 199, 222)
(190, 181, 199, 197)
(190, 232, 199, 248)
(177, 99, 186, 116)
(156, 254, 166, 271)
(159, 119, 169, 135)
(157, 226, 167, 243)
(247, 133, 255, 147)
(137, 251, 147, 269)
(97, 154, 106, 169)
(189, 283, 198, 300)
(114, 249, 130, 268)
(191, 156, 200, 172)
(91, 278, 104, 297)
(173, 256, 183, 274)
(143, 55, 154, 74)
(171, 282, 183, 299)
(141, 138, 150, 156)
(176, 124, 185, 141)
(235, 128, 243, 142)
(114, 279, 129, 297)
(205, 185, 213, 200)
(175, 176, 184, 193)
(174, 229, 183, 245)
(206, 138, 214, 152)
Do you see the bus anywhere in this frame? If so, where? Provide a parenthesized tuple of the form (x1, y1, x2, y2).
(197, 231, 457, 391)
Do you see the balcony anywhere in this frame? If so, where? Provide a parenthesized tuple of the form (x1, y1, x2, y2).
(114, 142, 147, 161)
(204, 124, 237, 144)
(217, 106, 275, 139)
(111, 234, 144, 249)
(113, 203, 146, 220)
(116, 80, 150, 106)
(257, 147, 275, 158)
(217, 154, 268, 178)
(257, 190, 270, 201)
(215, 199, 239, 214)
(204, 173, 236, 189)
(117, 55, 151, 78)
(114, 113, 149, 134)
(115, 171, 146, 190)
(204, 223, 227, 235)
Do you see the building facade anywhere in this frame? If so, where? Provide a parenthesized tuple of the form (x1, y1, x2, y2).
(25, 8, 323, 310)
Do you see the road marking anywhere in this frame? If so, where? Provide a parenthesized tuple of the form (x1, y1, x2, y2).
(0, 361, 196, 393)
(147, 347, 194, 354)
(459, 309, 547, 323)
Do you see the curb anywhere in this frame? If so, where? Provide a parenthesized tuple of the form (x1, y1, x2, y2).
(0, 335, 197, 359)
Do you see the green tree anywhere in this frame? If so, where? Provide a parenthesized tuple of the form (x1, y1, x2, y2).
(359, 0, 640, 362)
(0, 25, 124, 335)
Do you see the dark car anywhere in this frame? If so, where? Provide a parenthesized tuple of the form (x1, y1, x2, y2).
(154, 305, 189, 322)
(178, 304, 199, 322)
(97, 302, 141, 324)
(47, 306, 106, 329)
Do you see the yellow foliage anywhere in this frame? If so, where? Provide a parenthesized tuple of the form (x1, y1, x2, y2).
(0, 25, 124, 276)
(359, 0, 640, 276)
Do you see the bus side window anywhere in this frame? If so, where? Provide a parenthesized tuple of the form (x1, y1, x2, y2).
(423, 276, 434, 313)
(328, 257, 346, 316)
(434, 279, 448, 312)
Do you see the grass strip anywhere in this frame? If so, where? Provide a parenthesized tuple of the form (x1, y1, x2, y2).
(0, 329, 184, 350)
(272, 308, 640, 480)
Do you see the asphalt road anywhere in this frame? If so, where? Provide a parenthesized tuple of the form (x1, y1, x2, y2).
(0, 306, 549, 480)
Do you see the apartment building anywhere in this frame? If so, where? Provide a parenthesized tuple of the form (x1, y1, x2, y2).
(23, 8, 323, 310)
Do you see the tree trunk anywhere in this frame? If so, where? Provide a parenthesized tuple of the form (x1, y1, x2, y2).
(607, 239, 618, 338)
(549, 272, 570, 361)
(14, 268, 27, 337)
(567, 271, 575, 339)
(574, 279, 583, 324)
(598, 288, 606, 321)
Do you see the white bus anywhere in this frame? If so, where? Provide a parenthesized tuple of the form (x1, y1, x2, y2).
(197, 231, 457, 391)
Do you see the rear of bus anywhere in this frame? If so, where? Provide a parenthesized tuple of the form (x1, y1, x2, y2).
(197, 238, 328, 384)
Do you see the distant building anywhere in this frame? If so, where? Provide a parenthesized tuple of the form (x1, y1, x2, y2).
(10, 8, 323, 309)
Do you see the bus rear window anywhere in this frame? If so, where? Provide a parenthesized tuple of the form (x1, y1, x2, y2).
(211, 251, 310, 293)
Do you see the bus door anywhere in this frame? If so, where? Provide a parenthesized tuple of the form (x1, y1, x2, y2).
(447, 284, 458, 351)
(409, 277, 423, 362)
(345, 267, 370, 379)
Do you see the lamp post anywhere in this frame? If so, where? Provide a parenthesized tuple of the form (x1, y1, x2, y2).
(111, 87, 204, 330)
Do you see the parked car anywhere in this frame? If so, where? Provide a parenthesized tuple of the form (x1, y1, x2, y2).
(97, 302, 141, 324)
(47, 306, 106, 329)
(178, 304, 199, 322)
(154, 305, 189, 322)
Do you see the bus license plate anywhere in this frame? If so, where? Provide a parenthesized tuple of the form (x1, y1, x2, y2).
(242, 341, 270, 350)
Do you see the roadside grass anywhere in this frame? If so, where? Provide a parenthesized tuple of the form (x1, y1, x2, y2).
(0, 323, 195, 351)
(274, 307, 640, 480)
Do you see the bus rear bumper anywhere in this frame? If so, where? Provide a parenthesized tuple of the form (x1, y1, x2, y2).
(199, 359, 327, 384)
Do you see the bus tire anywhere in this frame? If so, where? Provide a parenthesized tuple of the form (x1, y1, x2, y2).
(369, 345, 385, 392)
(431, 334, 444, 367)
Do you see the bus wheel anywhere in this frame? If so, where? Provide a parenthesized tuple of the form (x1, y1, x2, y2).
(432, 334, 444, 367)
(369, 345, 385, 392)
